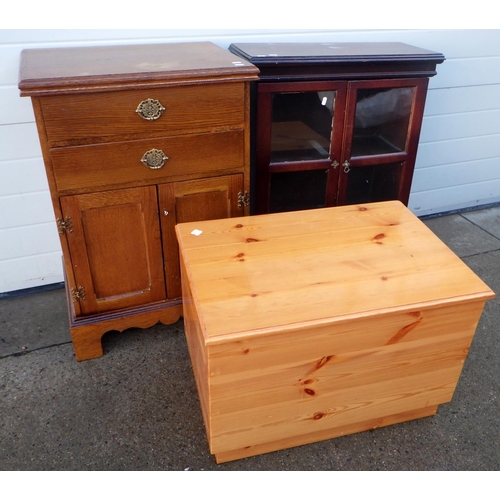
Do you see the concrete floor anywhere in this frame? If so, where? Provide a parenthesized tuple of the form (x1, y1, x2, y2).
(1, 206, 499, 471)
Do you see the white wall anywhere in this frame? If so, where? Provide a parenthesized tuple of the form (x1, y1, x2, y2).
(1, 29, 499, 293)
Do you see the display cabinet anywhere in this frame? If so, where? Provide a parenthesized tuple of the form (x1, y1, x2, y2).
(19, 42, 258, 360)
(229, 42, 445, 214)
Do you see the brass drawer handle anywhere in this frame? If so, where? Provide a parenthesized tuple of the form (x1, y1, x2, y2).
(136, 98, 165, 121)
(141, 149, 168, 169)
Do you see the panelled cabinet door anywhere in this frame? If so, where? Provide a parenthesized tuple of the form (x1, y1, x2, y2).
(159, 174, 245, 299)
(60, 186, 166, 315)
(338, 78, 429, 206)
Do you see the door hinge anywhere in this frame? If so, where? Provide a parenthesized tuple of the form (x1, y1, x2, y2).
(237, 190, 250, 209)
(57, 216, 73, 235)
(71, 286, 86, 302)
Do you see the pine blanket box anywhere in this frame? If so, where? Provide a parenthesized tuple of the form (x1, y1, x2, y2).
(175, 200, 494, 463)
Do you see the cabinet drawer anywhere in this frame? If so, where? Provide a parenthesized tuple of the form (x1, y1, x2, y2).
(40, 82, 245, 145)
(50, 130, 244, 192)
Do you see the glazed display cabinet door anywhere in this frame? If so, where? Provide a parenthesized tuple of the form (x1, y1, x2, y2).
(159, 174, 245, 299)
(254, 78, 429, 213)
(60, 186, 166, 315)
(338, 78, 429, 206)
(255, 81, 347, 214)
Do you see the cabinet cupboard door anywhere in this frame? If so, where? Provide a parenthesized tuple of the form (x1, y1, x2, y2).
(338, 78, 429, 206)
(60, 186, 166, 315)
(159, 174, 244, 299)
(255, 78, 428, 213)
(255, 81, 347, 214)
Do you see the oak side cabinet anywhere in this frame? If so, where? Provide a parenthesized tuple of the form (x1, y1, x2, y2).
(19, 42, 259, 360)
(228, 42, 445, 214)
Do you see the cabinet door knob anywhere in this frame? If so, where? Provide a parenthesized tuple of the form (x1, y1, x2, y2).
(342, 161, 351, 173)
(136, 98, 165, 121)
(331, 160, 339, 168)
(141, 149, 169, 169)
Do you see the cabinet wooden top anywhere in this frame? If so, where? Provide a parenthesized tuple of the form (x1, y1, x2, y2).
(229, 42, 444, 63)
(229, 42, 445, 80)
(19, 41, 259, 96)
(176, 200, 494, 343)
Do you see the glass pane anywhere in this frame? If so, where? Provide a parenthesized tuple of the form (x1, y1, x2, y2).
(352, 87, 415, 157)
(271, 91, 335, 163)
(269, 170, 328, 213)
(345, 163, 403, 205)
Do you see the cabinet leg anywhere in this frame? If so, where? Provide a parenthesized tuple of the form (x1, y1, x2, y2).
(70, 325, 105, 361)
(68, 303, 183, 361)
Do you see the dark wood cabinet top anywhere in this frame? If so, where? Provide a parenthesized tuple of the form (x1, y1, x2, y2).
(229, 42, 445, 81)
(19, 41, 259, 96)
(229, 42, 444, 62)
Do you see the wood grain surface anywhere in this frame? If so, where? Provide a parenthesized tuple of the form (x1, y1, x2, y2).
(177, 200, 494, 341)
(176, 200, 495, 462)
